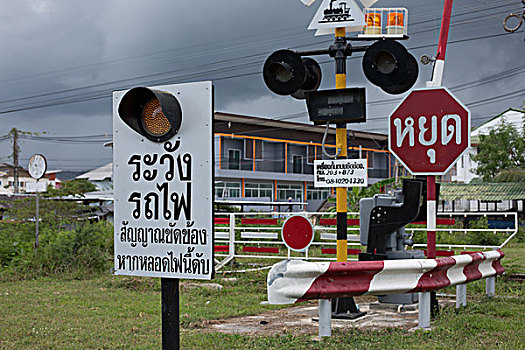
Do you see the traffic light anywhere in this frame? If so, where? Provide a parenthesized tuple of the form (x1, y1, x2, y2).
(361, 39, 418, 94)
(262, 39, 418, 98)
(118, 87, 182, 143)
(263, 49, 322, 99)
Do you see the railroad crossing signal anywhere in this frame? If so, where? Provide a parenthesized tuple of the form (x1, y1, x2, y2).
(388, 87, 471, 175)
(113, 81, 214, 279)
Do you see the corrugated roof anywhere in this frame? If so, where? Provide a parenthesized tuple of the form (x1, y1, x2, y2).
(76, 163, 113, 181)
(440, 182, 525, 201)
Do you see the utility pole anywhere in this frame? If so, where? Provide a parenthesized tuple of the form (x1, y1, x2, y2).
(10, 128, 20, 194)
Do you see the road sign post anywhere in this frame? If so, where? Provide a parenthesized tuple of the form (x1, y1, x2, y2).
(113, 81, 213, 349)
(389, 87, 470, 258)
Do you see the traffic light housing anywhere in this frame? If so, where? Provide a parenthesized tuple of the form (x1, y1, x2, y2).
(263, 50, 322, 99)
(118, 87, 182, 143)
(362, 39, 418, 94)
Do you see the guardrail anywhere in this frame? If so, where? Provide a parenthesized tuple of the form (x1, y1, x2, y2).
(266, 250, 505, 304)
(267, 250, 505, 333)
(213, 211, 518, 270)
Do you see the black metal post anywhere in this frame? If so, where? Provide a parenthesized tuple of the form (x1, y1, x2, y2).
(161, 278, 180, 350)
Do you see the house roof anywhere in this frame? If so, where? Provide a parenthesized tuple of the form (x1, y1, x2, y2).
(441, 182, 525, 201)
(0, 163, 31, 177)
(472, 108, 524, 138)
(76, 163, 113, 181)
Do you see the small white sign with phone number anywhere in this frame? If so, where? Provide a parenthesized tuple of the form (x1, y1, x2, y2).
(314, 159, 368, 187)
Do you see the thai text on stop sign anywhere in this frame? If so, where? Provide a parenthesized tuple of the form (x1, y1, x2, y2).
(393, 114, 462, 164)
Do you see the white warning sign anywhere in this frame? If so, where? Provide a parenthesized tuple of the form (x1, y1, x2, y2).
(314, 159, 368, 187)
(308, 0, 366, 35)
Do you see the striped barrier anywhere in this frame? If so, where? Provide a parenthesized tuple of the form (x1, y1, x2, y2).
(267, 250, 504, 304)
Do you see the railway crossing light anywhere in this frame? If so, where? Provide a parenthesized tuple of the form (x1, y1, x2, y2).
(361, 39, 418, 94)
(263, 49, 322, 99)
(118, 87, 182, 143)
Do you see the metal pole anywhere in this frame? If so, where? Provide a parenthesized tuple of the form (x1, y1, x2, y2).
(418, 292, 431, 329)
(319, 299, 332, 337)
(427, 0, 454, 88)
(161, 278, 180, 350)
(426, 176, 437, 259)
(486, 276, 496, 297)
(456, 284, 467, 308)
(35, 186, 40, 251)
(420, 0, 455, 326)
(335, 27, 348, 263)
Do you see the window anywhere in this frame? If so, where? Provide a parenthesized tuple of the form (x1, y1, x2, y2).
(307, 185, 330, 201)
(244, 183, 273, 198)
(228, 149, 240, 170)
(215, 181, 241, 198)
(277, 184, 303, 200)
(244, 139, 263, 160)
(292, 155, 303, 174)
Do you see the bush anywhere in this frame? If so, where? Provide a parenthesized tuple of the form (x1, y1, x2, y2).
(0, 221, 113, 278)
(515, 226, 525, 243)
(409, 216, 502, 246)
(465, 217, 501, 246)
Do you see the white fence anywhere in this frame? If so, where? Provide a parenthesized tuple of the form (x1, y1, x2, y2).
(213, 211, 518, 270)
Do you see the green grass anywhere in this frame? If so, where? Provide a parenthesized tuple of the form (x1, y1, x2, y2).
(0, 243, 524, 349)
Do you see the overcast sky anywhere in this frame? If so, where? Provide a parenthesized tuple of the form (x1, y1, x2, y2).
(0, 0, 523, 173)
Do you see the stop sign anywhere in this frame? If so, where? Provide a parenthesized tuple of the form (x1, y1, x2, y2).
(389, 87, 470, 175)
(282, 216, 314, 252)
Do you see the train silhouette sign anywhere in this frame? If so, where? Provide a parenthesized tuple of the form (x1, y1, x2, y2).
(308, 0, 366, 35)
(388, 87, 471, 175)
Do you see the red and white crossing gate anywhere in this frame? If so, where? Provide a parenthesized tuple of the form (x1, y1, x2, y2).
(267, 250, 504, 304)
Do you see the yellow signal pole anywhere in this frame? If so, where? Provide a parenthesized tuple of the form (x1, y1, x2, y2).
(334, 27, 348, 263)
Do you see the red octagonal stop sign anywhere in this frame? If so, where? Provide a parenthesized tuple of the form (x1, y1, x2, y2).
(389, 87, 470, 175)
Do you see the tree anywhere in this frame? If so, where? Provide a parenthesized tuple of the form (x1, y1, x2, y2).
(493, 168, 525, 183)
(471, 117, 525, 181)
(45, 179, 96, 198)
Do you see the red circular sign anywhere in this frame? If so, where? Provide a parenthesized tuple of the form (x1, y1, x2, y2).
(389, 87, 470, 175)
(282, 215, 314, 252)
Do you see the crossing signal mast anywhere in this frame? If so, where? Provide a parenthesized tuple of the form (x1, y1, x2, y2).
(262, 0, 420, 333)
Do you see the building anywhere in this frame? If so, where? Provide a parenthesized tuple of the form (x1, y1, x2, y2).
(454, 108, 524, 183)
(0, 163, 56, 194)
(213, 112, 393, 211)
(80, 112, 396, 212)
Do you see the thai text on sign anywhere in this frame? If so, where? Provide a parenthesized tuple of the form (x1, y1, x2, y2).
(314, 159, 368, 187)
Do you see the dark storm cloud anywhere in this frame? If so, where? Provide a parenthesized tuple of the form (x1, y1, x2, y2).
(0, 0, 523, 170)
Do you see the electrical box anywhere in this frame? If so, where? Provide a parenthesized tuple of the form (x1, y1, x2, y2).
(305, 88, 366, 125)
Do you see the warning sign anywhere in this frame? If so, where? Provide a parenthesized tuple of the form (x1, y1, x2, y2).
(308, 0, 366, 35)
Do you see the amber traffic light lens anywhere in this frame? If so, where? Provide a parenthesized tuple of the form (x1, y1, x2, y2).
(141, 98, 171, 137)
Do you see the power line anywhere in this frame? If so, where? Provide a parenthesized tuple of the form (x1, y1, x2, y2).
(0, 3, 518, 111)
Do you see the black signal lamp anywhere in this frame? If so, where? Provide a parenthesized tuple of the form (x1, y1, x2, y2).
(292, 57, 322, 100)
(362, 39, 418, 94)
(263, 50, 322, 99)
(118, 87, 182, 143)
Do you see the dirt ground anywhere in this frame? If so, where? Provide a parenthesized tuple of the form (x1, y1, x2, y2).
(198, 296, 454, 336)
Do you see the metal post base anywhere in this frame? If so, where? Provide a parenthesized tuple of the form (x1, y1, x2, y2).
(456, 284, 467, 308)
(486, 276, 495, 297)
(331, 297, 367, 320)
(319, 299, 332, 337)
(418, 292, 431, 329)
